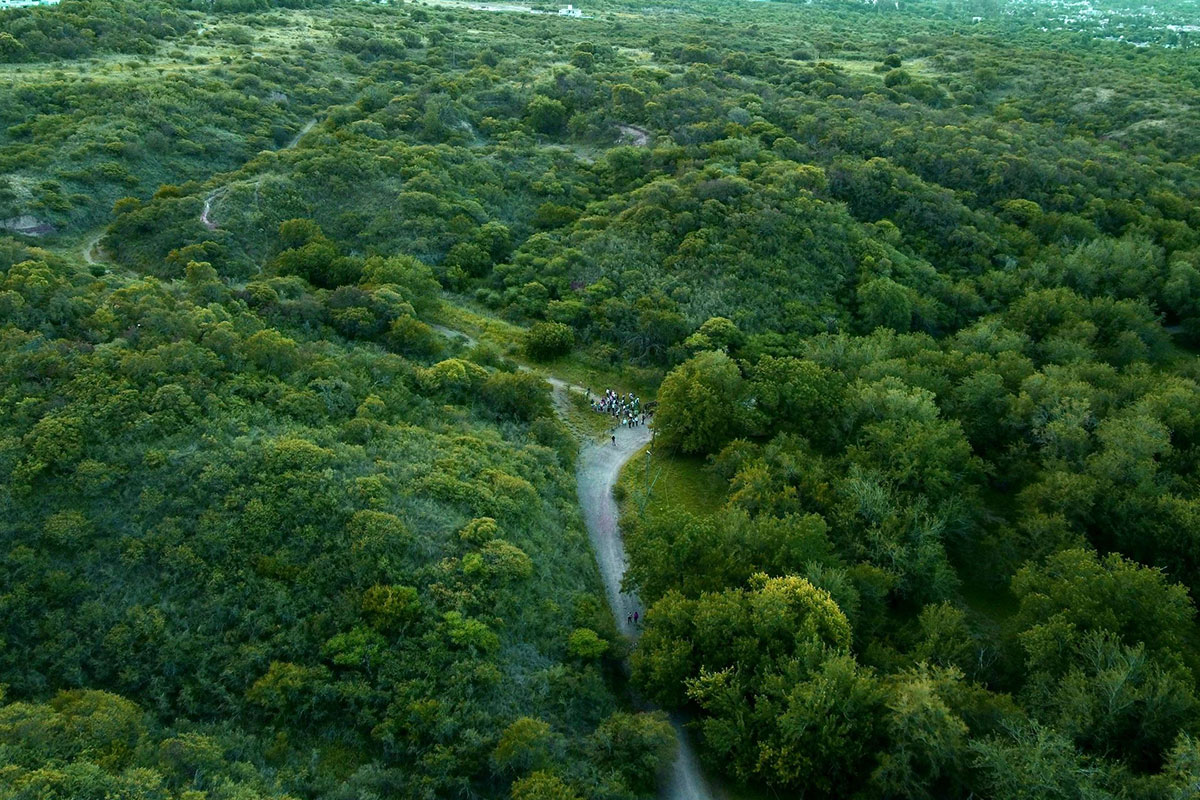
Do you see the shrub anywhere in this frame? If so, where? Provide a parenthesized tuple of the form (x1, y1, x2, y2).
(524, 322, 574, 361)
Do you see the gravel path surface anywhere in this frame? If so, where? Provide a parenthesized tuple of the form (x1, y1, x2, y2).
(554, 381, 717, 800)
(617, 124, 652, 147)
(574, 407, 651, 637)
(432, 324, 719, 800)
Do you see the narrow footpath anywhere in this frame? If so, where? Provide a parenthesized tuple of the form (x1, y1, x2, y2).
(432, 323, 718, 798)
(81, 230, 106, 265)
(201, 118, 316, 231)
(547, 380, 718, 800)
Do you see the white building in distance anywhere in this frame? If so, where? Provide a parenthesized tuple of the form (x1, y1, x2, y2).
(0, 0, 60, 8)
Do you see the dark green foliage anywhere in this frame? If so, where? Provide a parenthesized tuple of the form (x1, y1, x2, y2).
(0, 238, 662, 798)
(6, 0, 1200, 797)
(0, 0, 191, 63)
(526, 95, 568, 136)
(655, 350, 746, 455)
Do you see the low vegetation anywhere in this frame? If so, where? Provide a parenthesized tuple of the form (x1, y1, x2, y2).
(2, 0, 1200, 797)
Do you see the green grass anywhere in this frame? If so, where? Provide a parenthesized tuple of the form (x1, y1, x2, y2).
(431, 299, 529, 353)
(814, 56, 940, 80)
(617, 444, 728, 524)
(532, 353, 660, 403)
(562, 389, 619, 441)
(434, 297, 663, 406)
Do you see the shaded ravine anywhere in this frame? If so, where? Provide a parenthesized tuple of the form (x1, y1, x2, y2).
(432, 323, 718, 797)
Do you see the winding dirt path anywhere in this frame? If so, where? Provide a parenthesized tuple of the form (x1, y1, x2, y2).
(431, 324, 477, 348)
(574, 405, 650, 636)
(200, 187, 226, 231)
(201, 118, 316, 231)
(430, 322, 718, 798)
(286, 118, 316, 150)
(617, 124, 651, 147)
(81, 230, 107, 265)
(556, 382, 717, 800)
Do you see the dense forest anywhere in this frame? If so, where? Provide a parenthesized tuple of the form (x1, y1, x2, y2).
(3, 0, 1200, 797)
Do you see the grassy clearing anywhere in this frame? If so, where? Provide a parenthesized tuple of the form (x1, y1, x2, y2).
(431, 299, 528, 353)
(814, 56, 940, 80)
(562, 389, 618, 441)
(617, 444, 728, 524)
(433, 299, 664, 445)
(435, 298, 663, 394)
(530, 352, 660, 402)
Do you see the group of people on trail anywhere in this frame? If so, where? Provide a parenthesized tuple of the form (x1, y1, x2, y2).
(592, 388, 648, 429)
(626, 610, 640, 626)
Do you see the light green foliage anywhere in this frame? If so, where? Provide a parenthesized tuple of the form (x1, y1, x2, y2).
(686, 649, 885, 793)
(1011, 548, 1194, 665)
(684, 316, 743, 354)
(526, 95, 568, 136)
(655, 350, 746, 454)
(567, 627, 608, 660)
(360, 254, 441, 313)
(970, 722, 1124, 800)
(479, 370, 553, 421)
(634, 573, 853, 709)
(0, 235, 649, 798)
(510, 771, 581, 800)
(493, 717, 562, 773)
(911, 602, 976, 673)
(747, 356, 843, 443)
(0, 690, 294, 799)
(588, 711, 677, 793)
(871, 666, 971, 800)
(524, 321, 575, 361)
(418, 357, 489, 400)
(361, 584, 419, 632)
(857, 276, 918, 332)
(626, 508, 834, 603)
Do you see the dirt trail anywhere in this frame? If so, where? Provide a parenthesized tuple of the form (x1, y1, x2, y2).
(574, 407, 651, 636)
(429, 323, 718, 799)
(617, 124, 651, 147)
(201, 118, 315, 231)
(431, 324, 477, 348)
(559, 382, 718, 800)
(82, 230, 107, 265)
(201, 188, 226, 231)
(286, 118, 316, 150)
